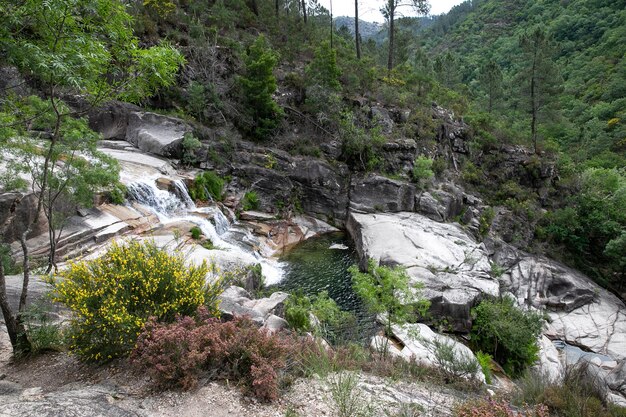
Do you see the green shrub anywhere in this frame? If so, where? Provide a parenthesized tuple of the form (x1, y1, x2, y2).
(478, 207, 495, 237)
(513, 365, 626, 417)
(284, 291, 312, 334)
(431, 157, 447, 177)
(52, 240, 222, 361)
(242, 191, 260, 211)
(461, 161, 482, 184)
(470, 297, 543, 377)
(22, 301, 64, 354)
(351, 259, 430, 356)
(109, 183, 127, 205)
(431, 338, 480, 381)
(339, 112, 385, 171)
(412, 156, 434, 188)
(190, 226, 202, 240)
(284, 291, 356, 345)
(189, 171, 224, 201)
(181, 133, 202, 167)
(329, 372, 373, 417)
(476, 351, 493, 384)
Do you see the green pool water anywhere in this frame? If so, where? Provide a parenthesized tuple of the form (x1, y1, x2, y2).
(273, 232, 362, 313)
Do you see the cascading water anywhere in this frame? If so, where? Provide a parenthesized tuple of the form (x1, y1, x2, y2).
(125, 177, 285, 284)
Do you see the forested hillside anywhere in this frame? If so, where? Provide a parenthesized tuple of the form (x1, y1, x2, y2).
(412, 0, 626, 295)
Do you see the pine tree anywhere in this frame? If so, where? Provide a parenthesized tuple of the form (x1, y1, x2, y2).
(519, 27, 561, 153)
(382, 0, 430, 73)
(479, 59, 503, 113)
(240, 35, 283, 141)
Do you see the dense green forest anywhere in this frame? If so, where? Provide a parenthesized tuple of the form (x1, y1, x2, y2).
(0, 0, 624, 295)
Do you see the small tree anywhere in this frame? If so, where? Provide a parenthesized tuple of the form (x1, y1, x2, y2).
(470, 297, 544, 377)
(240, 35, 283, 141)
(350, 258, 430, 355)
(0, 0, 184, 355)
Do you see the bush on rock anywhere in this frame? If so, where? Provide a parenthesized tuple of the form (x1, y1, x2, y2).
(132, 312, 294, 401)
(470, 297, 543, 377)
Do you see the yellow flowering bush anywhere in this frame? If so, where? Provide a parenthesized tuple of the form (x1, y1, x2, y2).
(53, 240, 222, 361)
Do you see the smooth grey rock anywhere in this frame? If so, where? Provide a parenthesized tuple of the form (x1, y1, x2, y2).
(416, 192, 444, 222)
(500, 253, 626, 361)
(220, 286, 252, 304)
(607, 360, 626, 396)
(350, 175, 416, 213)
(0, 386, 137, 417)
(0, 192, 46, 243)
(243, 292, 289, 318)
(263, 314, 289, 333)
(534, 336, 563, 383)
(371, 106, 394, 134)
(239, 211, 276, 221)
(218, 297, 264, 323)
(347, 211, 497, 331)
(126, 111, 191, 158)
(0, 381, 22, 396)
(372, 323, 485, 383)
(87, 100, 141, 140)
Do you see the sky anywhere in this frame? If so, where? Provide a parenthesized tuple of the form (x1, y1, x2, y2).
(317, 0, 466, 23)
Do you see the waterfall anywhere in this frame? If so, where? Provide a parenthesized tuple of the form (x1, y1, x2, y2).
(125, 177, 284, 284)
(213, 209, 230, 236)
(127, 181, 185, 216)
(172, 179, 195, 209)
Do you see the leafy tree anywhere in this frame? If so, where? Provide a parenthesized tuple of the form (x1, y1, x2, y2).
(0, 0, 184, 355)
(240, 35, 283, 141)
(350, 258, 430, 354)
(381, 0, 430, 72)
(471, 298, 544, 377)
(478, 59, 503, 113)
(339, 112, 385, 171)
(518, 27, 562, 153)
(542, 167, 626, 292)
(306, 41, 341, 91)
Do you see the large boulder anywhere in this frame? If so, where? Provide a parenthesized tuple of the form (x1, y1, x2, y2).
(87, 100, 141, 140)
(494, 245, 626, 361)
(125, 112, 191, 158)
(288, 158, 350, 223)
(350, 175, 416, 213)
(0, 192, 46, 243)
(347, 211, 497, 332)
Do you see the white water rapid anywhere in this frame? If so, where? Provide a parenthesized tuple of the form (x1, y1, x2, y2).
(126, 177, 285, 284)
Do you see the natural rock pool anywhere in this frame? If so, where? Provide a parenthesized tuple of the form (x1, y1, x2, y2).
(272, 232, 362, 314)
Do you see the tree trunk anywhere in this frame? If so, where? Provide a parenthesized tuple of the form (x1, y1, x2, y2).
(330, 0, 333, 49)
(248, 0, 258, 16)
(530, 49, 537, 153)
(355, 0, 361, 60)
(301, 0, 307, 23)
(275, 0, 279, 17)
(0, 243, 31, 354)
(387, 5, 395, 73)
